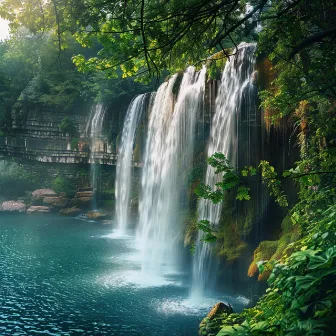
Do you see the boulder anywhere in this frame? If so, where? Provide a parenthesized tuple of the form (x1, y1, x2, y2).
(43, 196, 70, 208)
(207, 302, 233, 320)
(58, 207, 81, 216)
(1, 200, 26, 213)
(32, 189, 57, 202)
(86, 210, 110, 221)
(26, 206, 51, 214)
(199, 302, 234, 336)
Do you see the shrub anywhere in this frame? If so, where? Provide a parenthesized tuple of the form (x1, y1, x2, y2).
(59, 117, 78, 137)
(0, 160, 39, 197)
(52, 176, 76, 197)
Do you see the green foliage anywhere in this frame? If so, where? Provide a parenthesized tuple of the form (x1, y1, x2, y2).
(195, 152, 245, 204)
(216, 196, 336, 335)
(0, 0, 259, 81)
(70, 138, 79, 151)
(187, 160, 206, 185)
(0, 160, 38, 196)
(59, 117, 78, 138)
(0, 30, 100, 118)
(236, 186, 251, 201)
(259, 161, 288, 207)
(52, 176, 76, 196)
(206, 53, 227, 80)
(101, 188, 115, 200)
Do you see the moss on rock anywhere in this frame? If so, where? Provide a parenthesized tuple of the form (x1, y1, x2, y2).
(199, 302, 234, 336)
(183, 213, 198, 247)
(215, 190, 255, 261)
(248, 216, 301, 280)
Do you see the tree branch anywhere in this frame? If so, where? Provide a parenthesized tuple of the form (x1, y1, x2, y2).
(209, 0, 268, 49)
(289, 26, 336, 58)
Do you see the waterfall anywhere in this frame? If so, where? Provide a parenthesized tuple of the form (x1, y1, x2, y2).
(115, 94, 147, 234)
(87, 103, 106, 210)
(138, 66, 207, 279)
(191, 43, 257, 299)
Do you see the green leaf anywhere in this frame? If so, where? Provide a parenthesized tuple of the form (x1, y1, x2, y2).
(201, 233, 217, 243)
(236, 186, 251, 201)
(295, 275, 316, 290)
(197, 220, 213, 233)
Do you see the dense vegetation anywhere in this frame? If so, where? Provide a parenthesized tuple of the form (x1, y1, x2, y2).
(0, 160, 38, 197)
(1, 0, 335, 335)
(0, 27, 153, 137)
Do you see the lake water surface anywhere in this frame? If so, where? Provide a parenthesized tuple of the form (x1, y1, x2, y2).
(0, 215, 249, 335)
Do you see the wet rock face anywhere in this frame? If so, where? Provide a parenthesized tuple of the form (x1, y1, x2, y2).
(1, 200, 26, 213)
(26, 206, 51, 214)
(58, 207, 81, 216)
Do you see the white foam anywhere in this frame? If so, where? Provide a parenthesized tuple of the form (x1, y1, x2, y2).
(236, 295, 250, 306)
(96, 270, 182, 289)
(155, 298, 211, 316)
(100, 230, 134, 240)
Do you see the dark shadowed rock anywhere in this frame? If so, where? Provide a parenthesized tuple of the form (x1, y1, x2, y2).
(72, 190, 93, 209)
(72, 197, 92, 208)
(43, 196, 70, 208)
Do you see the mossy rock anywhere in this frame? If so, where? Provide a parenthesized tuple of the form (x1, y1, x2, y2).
(272, 230, 300, 260)
(254, 240, 278, 261)
(248, 240, 278, 278)
(199, 302, 234, 336)
(281, 215, 294, 233)
(248, 224, 301, 280)
(215, 189, 255, 261)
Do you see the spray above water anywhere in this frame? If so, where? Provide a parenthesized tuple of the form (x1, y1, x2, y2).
(138, 66, 206, 281)
(115, 94, 148, 234)
(191, 43, 257, 299)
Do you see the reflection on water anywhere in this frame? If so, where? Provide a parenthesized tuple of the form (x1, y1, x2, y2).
(0, 215, 249, 335)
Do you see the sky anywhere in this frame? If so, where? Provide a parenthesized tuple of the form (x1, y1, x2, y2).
(0, 19, 9, 40)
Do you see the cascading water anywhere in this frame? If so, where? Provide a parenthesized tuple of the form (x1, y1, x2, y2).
(87, 104, 106, 210)
(115, 94, 148, 234)
(191, 43, 257, 299)
(138, 66, 206, 280)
